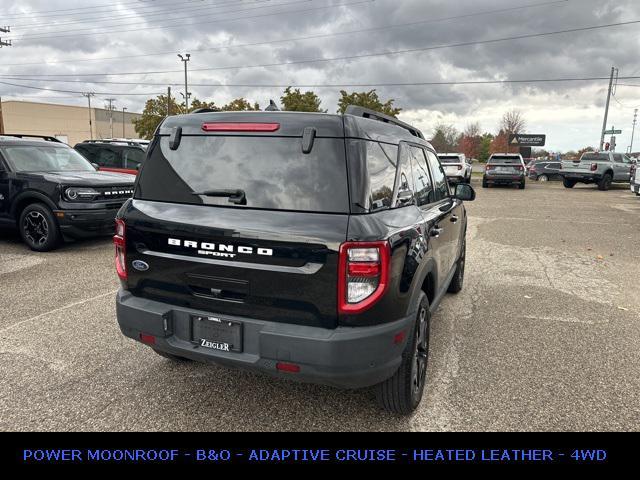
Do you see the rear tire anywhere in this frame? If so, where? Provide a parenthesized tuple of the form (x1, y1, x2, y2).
(152, 348, 192, 362)
(597, 173, 612, 191)
(563, 179, 576, 189)
(376, 294, 430, 415)
(519, 181, 526, 190)
(448, 238, 466, 294)
(482, 178, 488, 188)
(538, 174, 548, 182)
(18, 203, 61, 252)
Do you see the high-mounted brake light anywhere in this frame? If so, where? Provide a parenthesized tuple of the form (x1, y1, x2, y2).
(201, 122, 280, 132)
(113, 218, 127, 281)
(338, 241, 390, 315)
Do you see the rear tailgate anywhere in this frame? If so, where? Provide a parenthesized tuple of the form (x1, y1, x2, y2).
(123, 113, 350, 329)
(562, 153, 609, 173)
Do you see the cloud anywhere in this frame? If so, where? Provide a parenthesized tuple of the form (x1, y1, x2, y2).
(1, 0, 639, 150)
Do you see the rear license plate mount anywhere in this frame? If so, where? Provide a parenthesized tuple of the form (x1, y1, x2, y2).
(191, 315, 243, 353)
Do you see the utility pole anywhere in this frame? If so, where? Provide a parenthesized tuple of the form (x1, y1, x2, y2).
(0, 26, 11, 48)
(105, 98, 116, 138)
(82, 92, 95, 140)
(122, 107, 127, 138)
(167, 86, 171, 116)
(177, 53, 191, 112)
(630, 109, 638, 154)
(0, 96, 5, 134)
(600, 66, 618, 151)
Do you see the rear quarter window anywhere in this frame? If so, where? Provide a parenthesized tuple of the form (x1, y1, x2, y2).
(136, 135, 350, 213)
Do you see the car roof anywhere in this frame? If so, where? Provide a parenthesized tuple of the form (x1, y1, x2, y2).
(0, 135, 70, 148)
(157, 110, 433, 149)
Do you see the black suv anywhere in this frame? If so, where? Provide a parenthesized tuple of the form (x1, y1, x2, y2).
(114, 107, 475, 414)
(74, 139, 147, 176)
(0, 135, 135, 251)
(528, 160, 562, 181)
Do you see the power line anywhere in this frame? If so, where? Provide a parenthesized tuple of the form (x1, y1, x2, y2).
(4, 17, 639, 78)
(1, 0, 572, 67)
(4, 75, 640, 90)
(12, 0, 271, 31)
(5, 0, 334, 41)
(0, 79, 163, 96)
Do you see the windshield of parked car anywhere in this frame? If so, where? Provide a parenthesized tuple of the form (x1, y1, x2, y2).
(438, 156, 462, 163)
(489, 155, 522, 164)
(1, 145, 96, 172)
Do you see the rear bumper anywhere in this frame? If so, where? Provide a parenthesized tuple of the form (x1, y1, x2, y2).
(483, 175, 524, 185)
(560, 172, 601, 183)
(116, 289, 415, 389)
(446, 174, 466, 183)
(55, 207, 121, 239)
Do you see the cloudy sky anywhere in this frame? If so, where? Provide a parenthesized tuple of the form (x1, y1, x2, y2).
(1, 0, 639, 151)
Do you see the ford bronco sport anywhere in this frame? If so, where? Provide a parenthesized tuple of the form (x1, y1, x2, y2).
(0, 134, 135, 251)
(114, 106, 475, 414)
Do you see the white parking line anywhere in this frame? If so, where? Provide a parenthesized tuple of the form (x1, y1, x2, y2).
(0, 290, 117, 334)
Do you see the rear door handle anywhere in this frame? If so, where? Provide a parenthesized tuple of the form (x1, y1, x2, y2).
(430, 227, 444, 238)
(450, 215, 459, 223)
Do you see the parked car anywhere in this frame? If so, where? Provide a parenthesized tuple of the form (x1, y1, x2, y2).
(437, 153, 472, 184)
(560, 151, 634, 190)
(113, 106, 476, 414)
(0, 134, 135, 251)
(631, 162, 639, 196)
(482, 153, 526, 189)
(74, 139, 148, 176)
(528, 160, 563, 181)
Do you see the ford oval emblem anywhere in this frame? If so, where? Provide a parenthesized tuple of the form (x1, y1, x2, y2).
(132, 260, 149, 271)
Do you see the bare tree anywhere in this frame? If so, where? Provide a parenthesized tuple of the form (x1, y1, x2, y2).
(501, 110, 526, 135)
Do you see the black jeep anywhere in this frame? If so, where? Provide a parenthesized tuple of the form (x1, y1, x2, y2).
(0, 135, 135, 251)
(114, 107, 475, 414)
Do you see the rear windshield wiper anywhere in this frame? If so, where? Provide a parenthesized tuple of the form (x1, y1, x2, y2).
(191, 189, 246, 205)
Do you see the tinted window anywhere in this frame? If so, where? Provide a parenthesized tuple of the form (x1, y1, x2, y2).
(438, 155, 461, 164)
(1, 145, 95, 172)
(123, 148, 145, 169)
(137, 136, 349, 213)
(581, 153, 609, 161)
(410, 147, 434, 207)
(489, 155, 522, 164)
(75, 145, 96, 161)
(425, 150, 449, 201)
(96, 148, 122, 168)
(365, 141, 397, 211)
(394, 145, 415, 207)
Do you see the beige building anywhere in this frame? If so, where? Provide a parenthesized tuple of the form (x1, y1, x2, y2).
(0, 100, 143, 146)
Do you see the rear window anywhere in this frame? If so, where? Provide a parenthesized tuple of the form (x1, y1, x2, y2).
(489, 155, 522, 164)
(136, 136, 349, 213)
(581, 153, 609, 161)
(438, 155, 461, 164)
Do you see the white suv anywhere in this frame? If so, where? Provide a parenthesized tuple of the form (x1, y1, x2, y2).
(631, 161, 639, 196)
(438, 153, 472, 184)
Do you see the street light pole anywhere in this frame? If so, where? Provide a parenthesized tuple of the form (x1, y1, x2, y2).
(630, 109, 638, 154)
(600, 66, 617, 151)
(177, 53, 191, 112)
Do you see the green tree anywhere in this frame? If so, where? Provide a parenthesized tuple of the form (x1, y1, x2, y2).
(133, 94, 182, 140)
(222, 98, 260, 111)
(478, 134, 494, 163)
(337, 89, 401, 117)
(430, 123, 460, 153)
(280, 87, 325, 112)
(188, 98, 219, 113)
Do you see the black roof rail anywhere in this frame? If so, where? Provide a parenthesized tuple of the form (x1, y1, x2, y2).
(344, 105, 424, 139)
(1, 134, 63, 143)
(190, 108, 219, 114)
(82, 139, 146, 147)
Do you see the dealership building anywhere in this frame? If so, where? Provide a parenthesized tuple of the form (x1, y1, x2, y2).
(0, 100, 143, 146)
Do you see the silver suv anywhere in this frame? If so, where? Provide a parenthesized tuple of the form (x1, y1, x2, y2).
(561, 151, 634, 191)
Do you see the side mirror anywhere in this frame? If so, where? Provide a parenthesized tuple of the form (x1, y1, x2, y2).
(91, 163, 100, 170)
(454, 183, 476, 202)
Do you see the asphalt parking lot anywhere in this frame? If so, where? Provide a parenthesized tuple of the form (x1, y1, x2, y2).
(1, 181, 639, 432)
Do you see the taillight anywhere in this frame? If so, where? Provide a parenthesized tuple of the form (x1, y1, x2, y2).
(517, 165, 524, 171)
(590, 163, 598, 171)
(114, 218, 127, 281)
(338, 241, 390, 315)
(201, 122, 280, 132)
